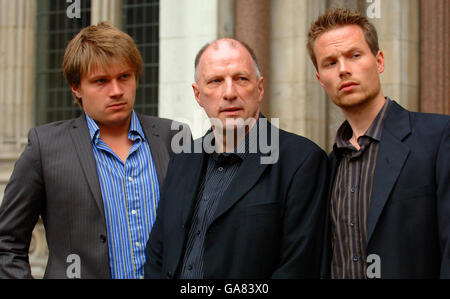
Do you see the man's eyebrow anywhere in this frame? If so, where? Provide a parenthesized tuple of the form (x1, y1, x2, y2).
(87, 74, 108, 81)
(344, 47, 364, 54)
(87, 69, 133, 79)
(319, 47, 364, 62)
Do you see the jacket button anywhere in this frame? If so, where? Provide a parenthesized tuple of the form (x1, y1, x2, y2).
(166, 271, 173, 279)
(100, 235, 107, 243)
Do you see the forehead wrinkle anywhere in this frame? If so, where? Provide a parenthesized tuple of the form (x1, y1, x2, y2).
(315, 26, 367, 61)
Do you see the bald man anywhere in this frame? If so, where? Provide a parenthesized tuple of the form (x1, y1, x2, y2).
(143, 39, 328, 279)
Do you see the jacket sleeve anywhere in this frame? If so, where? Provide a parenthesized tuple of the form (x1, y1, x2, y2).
(0, 128, 45, 278)
(271, 148, 329, 278)
(437, 119, 450, 278)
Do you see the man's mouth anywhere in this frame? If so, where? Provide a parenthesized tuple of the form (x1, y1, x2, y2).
(339, 82, 358, 91)
(108, 102, 127, 109)
(108, 102, 127, 110)
(221, 107, 242, 113)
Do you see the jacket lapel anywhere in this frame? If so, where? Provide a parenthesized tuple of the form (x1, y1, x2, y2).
(366, 102, 411, 246)
(212, 153, 269, 222)
(180, 138, 208, 227)
(137, 114, 170, 187)
(211, 119, 273, 224)
(69, 115, 105, 216)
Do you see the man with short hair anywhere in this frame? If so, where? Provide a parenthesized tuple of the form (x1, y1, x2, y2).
(307, 8, 449, 278)
(144, 38, 328, 279)
(0, 22, 184, 278)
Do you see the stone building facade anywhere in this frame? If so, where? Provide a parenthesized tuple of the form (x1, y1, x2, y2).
(0, 0, 448, 278)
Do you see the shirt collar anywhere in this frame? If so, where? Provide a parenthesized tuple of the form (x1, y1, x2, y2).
(85, 110, 146, 144)
(333, 97, 391, 154)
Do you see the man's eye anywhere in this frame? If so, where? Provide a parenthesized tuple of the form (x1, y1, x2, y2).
(121, 74, 130, 79)
(238, 77, 248, 81)
(353, 53, 361, 58)
(95, 79, 106, 84)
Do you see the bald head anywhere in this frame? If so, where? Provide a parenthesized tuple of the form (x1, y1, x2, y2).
(194, 38, 261, 82)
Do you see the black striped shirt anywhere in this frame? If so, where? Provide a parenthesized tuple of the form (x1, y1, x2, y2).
(330, 99, 391, 279)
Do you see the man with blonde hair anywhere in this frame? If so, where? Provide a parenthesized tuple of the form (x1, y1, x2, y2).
(0, 23, 184, 278)
(308, 8, 449, 278)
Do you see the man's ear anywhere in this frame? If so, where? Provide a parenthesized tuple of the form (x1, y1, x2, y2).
(315, 71, 326, 89)
(257, 77, 264, 104)
(71, 84, 82, 99)
(376, 50, 385, 74)
(192, 83, 202, 107)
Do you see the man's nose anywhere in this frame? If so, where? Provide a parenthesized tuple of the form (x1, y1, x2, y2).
(223, 78, 237, 101)
(109, 80, 124, 97)
(339, 59, 351, 78)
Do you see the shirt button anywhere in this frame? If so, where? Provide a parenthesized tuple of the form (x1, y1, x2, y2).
(353, 256, 359, 262)
(218, 167, 224, 172)
(350, 187, 355, 193)
(131, 210, 137, 215)
(136, 242, 141, 247)
(196, 230, 201, 236)
(128, 177, 133, 182)
(350, 220, 355, 227)
(188, 265, 193, 271)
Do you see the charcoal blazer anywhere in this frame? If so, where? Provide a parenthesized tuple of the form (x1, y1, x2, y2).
(0, 113, 181, 278)
(144, 119, 329, 279)
(321, 101, 450, 279)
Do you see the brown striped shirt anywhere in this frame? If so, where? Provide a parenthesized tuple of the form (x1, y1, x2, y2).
(330, 98, 391, 279)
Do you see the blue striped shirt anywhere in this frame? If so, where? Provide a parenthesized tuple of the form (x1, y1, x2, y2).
(86, 111, 160, 279)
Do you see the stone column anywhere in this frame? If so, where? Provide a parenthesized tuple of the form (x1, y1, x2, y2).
(419, 0, 450, 115)
(0, 0, 46, 278)
(366, 0, 420, 113)
(158, 0, 235, 139)
(270, 0, 330, 150)
(91, 0, 122, 27)
(235, 0, 271, 117)
(0, 0, 36, 195)
(0, 0, 36, 156)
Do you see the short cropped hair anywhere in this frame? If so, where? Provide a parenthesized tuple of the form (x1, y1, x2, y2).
(307, 8, 380, 70)
(63, 22, 143, 106)
(194, 38, 261, 82)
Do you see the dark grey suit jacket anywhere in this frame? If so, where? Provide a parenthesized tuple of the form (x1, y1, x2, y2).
(0, 113, 183, 278)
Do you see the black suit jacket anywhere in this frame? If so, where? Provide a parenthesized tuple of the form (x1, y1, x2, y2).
(322, 101, 450, 279)
(144, 119, 329, 279)
(0, 113, 181, 278)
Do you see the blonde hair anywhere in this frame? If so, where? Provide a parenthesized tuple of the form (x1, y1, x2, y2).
(307, 8, 380, 70)
(63, 22, 143, 106)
